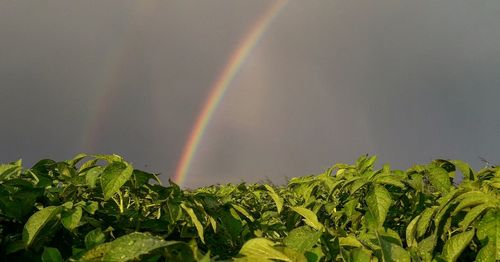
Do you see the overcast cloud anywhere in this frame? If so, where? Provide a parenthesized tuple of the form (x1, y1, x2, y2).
(1, 0, 499, 187)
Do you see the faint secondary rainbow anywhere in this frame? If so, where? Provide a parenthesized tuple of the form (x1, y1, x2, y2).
(82, 1, 158, 152)
(173, 0, 288, 186)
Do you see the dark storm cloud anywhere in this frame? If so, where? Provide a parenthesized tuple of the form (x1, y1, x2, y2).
(1, 1, 499, 188)
(185, 1, 500, 187)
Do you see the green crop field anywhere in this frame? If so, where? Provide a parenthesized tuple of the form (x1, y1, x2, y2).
(0, 154, 498, 261)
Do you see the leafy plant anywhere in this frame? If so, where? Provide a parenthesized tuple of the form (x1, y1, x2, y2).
(0, 154, 498, 261)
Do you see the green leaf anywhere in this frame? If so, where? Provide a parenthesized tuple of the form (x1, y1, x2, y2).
(208, 215, 217, 232)
(440, 230, 475, 262)
(85, 166, 103, 188)
(283, 226, 322, 253)
(365, 184, 392, 228)
(42, 247, 63, 262)
(453, 191, 488, 215)
(375, 229, 411, 262)
(56, 162, 74, 178)
(476, 243, 496, 262)
(290, 206, 323, 231)
(236, 238, 292, 262)
(374, 174, 406, 188)
(100, 161, 133, 200)
(278, 247, 308, 262)
(61, 206, 82, 231)
(188, 238, 209, 261)
(79, 242, 112, 261)
(476, 210, 500, 261)
(406, 215, 420, 247)
(78, 159, 98, 173)
(81, 232, 171, 261)
(349, 178, 367, 195)
(264, 184, 284, 214)
(163, 241, 196, 262)
(83, 201, 99, 215)
(84, 228, 106, 249)
(164, 199, 182, 224)
(231, 203, 255, 222)
(407, 173, 425, 191)
(66, 153, 87, 167)
(342, 199, 359, 217)
(380, 228, 403, 246)
(417, 234, 437, 261)
(0, 187, 43, 220)
(349, 247, 372, 261)
(451, 160, 475, 181)
(5, 240, 24, 255)
(92, 154, 123, 163)
(459, 204, 492, 230)
(356, 155, 377, 173)
(23, 206, 61, 248)
(102, 232, 170, 261)
(0, 159, 22, 180)
(339, 235, 363, 248)
(434, 189, 462, 231)
(132, 169, 158, 187)
(180, 203, 205, 244)
(417, 207, 437, 238)
(428, 165, 452, 194)
(304, 246, 324, 262)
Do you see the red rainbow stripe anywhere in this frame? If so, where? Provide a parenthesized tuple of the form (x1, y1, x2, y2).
(173, 0, 288, 186)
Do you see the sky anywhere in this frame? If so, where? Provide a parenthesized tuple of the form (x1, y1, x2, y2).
(1, 0, 499, 188)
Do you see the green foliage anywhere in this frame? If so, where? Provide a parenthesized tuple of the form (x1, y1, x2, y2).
(80, 232, 171, 261)
(235, 238, 293, 262)
(42, 247, 63, 262)
(0, 154, 498, 261)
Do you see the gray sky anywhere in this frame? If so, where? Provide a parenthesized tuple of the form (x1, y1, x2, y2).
(1, 0, 499, 188)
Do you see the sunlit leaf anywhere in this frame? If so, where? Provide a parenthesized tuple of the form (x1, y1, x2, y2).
(181, 203, 205, 244)
(453, 191, 488, 215)
(102, 232, 170, 261)
(339, 235, 363, 248)
(451, 160, 475, 181)
(349, 247, 372, 261)
(476, 210, 500, 261)
(231, 203, 254, 222)
(290, 206, 323, 231)
(375, 229, 411, 262)
(81, 232, 171, 261)
(365, 184, 392, 227)
(406, 215, 420, 247)
(61, 207, 82, 231)
(428, 165, 452, 193)
(23, 206, 61, 247)
(374, 174, 406, 188)
(0, 159, 22, 180)
(417, 234, 437, 261)
(84, 228, 106, 249)
(459, 204, 492, 230)
(440, 230, 475, 262)
(264, 184, 284, 214)
(417, 207, 437, 238)
(100, 161, 133, 200)
(284, 226, 322, 253)
(236, 238, 291, 262)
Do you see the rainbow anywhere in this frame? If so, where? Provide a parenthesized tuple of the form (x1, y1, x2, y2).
(173, 0, 288, 186)
(81, 1, 158, 152)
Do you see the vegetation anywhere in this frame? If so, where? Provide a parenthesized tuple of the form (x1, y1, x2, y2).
(0, 154, 499, 261)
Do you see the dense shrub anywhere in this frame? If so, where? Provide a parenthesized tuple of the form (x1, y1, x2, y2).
(0, 154, 498, 261)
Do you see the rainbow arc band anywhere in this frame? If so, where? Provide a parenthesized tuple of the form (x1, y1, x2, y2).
(173, 0, 288, 186)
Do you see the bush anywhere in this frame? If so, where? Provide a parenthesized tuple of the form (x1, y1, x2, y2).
(0, 154, 498, 261)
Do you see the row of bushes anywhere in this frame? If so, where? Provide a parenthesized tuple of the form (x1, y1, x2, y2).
(0, 154, 498, 261)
